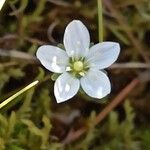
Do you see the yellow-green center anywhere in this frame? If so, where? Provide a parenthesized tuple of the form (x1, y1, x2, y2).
(73, 61, 84, 72)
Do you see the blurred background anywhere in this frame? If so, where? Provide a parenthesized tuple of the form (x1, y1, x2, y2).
(0, 0, 150, 149)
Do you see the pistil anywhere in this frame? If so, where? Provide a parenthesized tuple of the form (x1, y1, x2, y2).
(73, 61, 84, 72)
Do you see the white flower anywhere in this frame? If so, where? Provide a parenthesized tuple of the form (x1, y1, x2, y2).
(36, 20, 120, 103)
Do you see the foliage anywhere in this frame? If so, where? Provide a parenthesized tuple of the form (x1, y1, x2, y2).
(0, 0, 150, 149)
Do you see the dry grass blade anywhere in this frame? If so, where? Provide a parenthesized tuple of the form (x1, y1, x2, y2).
(103, 0, 150, 62)
(0, 81, 39, 110)
(62, 70, 150, 144)
(47, 0, 71, 7)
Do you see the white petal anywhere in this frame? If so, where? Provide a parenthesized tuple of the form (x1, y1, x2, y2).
(86, 42, 120, 69)
(36, 45, 69, 73)
(64, 20, 90, 58)
(54, 72, 80, 103)
(81, 69, 111, 99)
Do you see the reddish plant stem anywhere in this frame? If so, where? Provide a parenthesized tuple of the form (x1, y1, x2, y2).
(95, 78, 139, 124)
(62, 78, 139, 144)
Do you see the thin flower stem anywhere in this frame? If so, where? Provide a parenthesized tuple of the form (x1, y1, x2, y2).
(97, 0, 103, 42)
(0, 80, 39, 110)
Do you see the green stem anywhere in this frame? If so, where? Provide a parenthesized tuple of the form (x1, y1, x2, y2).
(97, 0, 103, 42)
(0, 80, 39, 109)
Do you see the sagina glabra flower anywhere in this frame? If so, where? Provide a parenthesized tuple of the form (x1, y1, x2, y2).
(36, 20, 120, 103)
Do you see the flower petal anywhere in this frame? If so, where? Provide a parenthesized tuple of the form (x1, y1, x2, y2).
(86, 42, 120, 69)
(81, 69, 111, 99)
(54, 72, 80, 103)
(36, 45, 69, 73)
(64, 20, 90, 58)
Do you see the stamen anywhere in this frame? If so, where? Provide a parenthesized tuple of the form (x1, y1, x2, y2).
(66, 66, 72, 71)
(79, 72, 85, 76)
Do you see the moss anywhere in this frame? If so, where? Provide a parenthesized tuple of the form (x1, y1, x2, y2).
(0, 0, 150, 149)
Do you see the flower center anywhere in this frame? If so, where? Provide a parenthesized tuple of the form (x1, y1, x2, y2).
(66, 58, 90, 78)
(73, 61, 84, 72)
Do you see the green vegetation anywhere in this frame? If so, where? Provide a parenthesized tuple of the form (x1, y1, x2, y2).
(0, 0, 150, 149)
